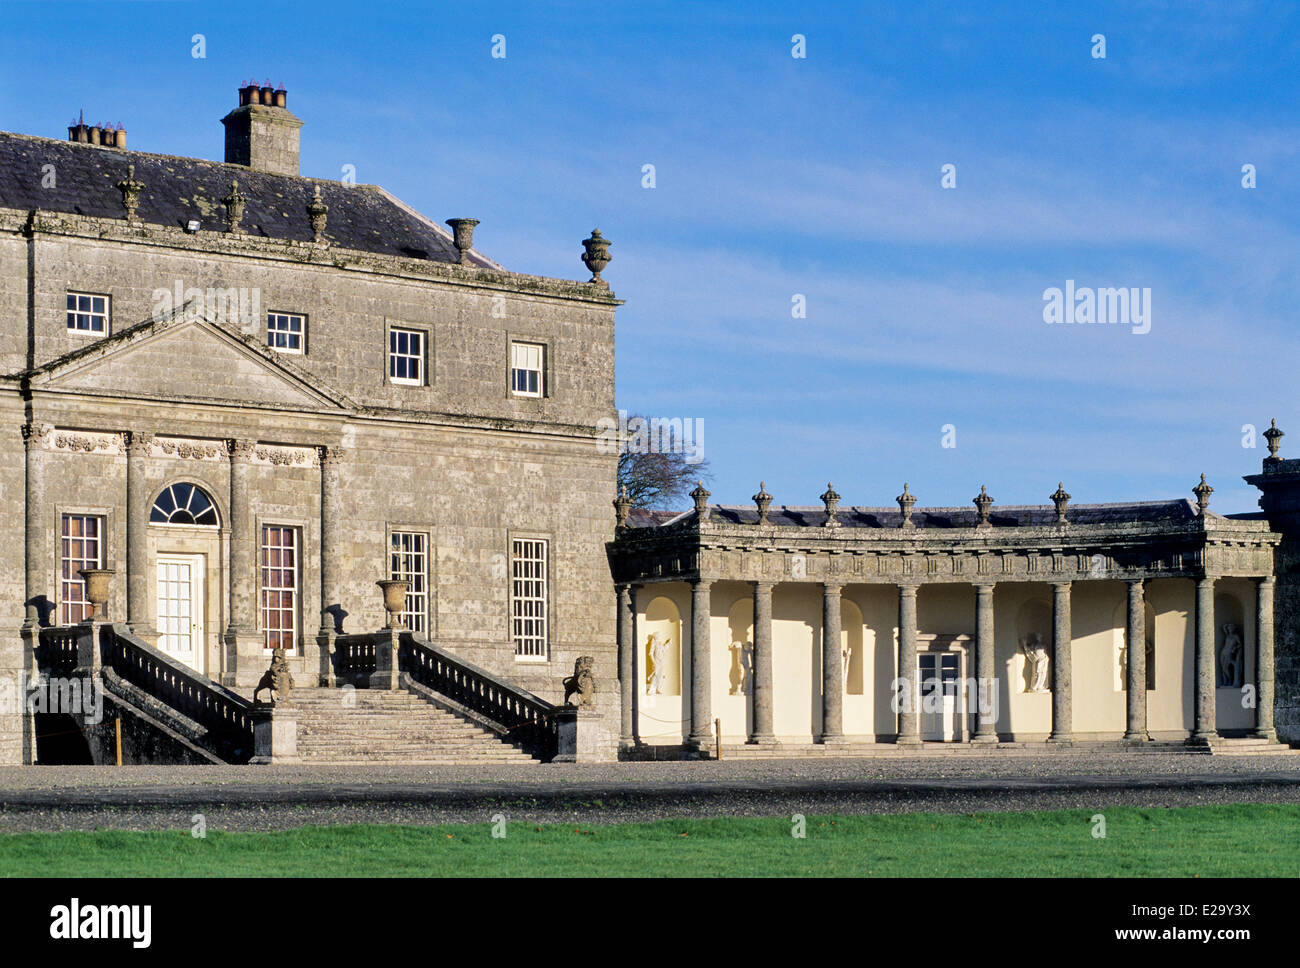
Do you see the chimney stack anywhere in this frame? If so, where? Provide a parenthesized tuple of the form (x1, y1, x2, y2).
(221, 81, 302, 177)
(67, 112, 126, 148)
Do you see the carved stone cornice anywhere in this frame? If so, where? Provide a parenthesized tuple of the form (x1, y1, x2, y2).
(227, 438, 257, 462)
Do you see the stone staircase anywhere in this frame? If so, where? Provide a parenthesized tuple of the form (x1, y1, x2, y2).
(291, 688, 540, 765)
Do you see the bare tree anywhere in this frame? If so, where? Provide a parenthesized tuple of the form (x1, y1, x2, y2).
(614, 413, 711, 509)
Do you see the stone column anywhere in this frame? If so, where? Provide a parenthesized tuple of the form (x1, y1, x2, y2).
(315, 445, 342, 687)
(1255, 576, 1276, 740)
(973, 583, 997, 743)
(687, 579, 713, 752)
(616, 582, 635, 748)
(1049, 581, 1072, 743)
(224, 438, 260, 686)
(317, 445, 342, 634)
(1192, 576, 1218, 743)
(749, 580, 777, 745)
(1123, 579, 1149, 742)
(820, 582, 845, 744)
(896, 583, 921, 745)
(124, 431, 153, 636)
(21, 421, 51, 628)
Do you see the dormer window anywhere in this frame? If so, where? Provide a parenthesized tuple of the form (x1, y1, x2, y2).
(66, 292, 109, 334)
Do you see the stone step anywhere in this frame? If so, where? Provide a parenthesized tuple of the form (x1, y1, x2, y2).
(286, 686, 540, 764)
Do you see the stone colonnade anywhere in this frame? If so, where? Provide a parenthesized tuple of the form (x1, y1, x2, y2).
(614, 575, 1277, 749)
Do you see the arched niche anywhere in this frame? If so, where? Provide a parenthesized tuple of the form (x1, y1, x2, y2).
(1214, 592, 1246, 689)
(644, 596, 682, 697)
(1015, 599, 1052, 694)
(726, 599, 753, 696)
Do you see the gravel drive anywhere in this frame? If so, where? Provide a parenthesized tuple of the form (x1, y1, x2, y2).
(2, 753, 1300, 831)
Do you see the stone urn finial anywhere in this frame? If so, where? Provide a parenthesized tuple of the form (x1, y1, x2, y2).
(78, 568, 114, 621)
(1051, 482, 1071, 525)
(690, 480, 711, 521)
(1193, 474, 1213, 515)
(115, 164, 145, 223)
(973, 485, 993, 528)
(613, 484, 632, 529)
(445, 218, 479, 265)
(896, 483, 916, 529)
(376, 579, 410, 629)
(307, 186, 328, 242)
(820, 482, 841, 528)
(752, 481, 773, 525)
(581, 228, 612, 288)
(222, 179, 247, 234)
(1265, 418, 1285, 463)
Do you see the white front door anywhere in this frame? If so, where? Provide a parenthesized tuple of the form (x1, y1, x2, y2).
(919, 652, 961, 741)
(156, 554, 205, 674)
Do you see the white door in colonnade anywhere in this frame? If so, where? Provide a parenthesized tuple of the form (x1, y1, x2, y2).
(919, 652, 961, 741)
(156, 554, 205, 675)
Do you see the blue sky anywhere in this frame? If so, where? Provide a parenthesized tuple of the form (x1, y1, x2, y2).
(2, 1, 1298, 513)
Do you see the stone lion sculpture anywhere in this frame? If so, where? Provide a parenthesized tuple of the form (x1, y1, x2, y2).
(254, 647, 294, 705)
(562, 655, 596, 707)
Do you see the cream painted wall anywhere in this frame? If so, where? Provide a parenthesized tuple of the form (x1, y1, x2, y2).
(1146, 580, 1194, 737)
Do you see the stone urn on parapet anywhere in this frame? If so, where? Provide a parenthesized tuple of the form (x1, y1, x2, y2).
(75, 567, 114, 675)
(376, 579, 411, 630)
(77, 568, 114, 623)
(370, 579, 411, 691)
(581, 229, 612, 288)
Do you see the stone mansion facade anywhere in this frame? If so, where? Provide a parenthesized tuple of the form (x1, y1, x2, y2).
(0, 84, 620, 765)
(1, 82, 1295, 765)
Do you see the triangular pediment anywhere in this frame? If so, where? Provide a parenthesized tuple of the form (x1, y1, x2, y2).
(29, 309, 352, 412)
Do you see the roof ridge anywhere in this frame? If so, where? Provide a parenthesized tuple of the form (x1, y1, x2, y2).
(0, 128, 383, 187)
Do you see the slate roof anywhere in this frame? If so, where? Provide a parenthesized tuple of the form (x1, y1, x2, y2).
(626, 509, 682, 528)
(0, 131, 500, 268)
(635, 500, 1206, 530)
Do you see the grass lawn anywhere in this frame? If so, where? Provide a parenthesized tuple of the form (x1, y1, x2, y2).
(2, 804, 1297, 877)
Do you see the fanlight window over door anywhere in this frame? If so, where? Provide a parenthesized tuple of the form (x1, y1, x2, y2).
(150, 483, 220, 526)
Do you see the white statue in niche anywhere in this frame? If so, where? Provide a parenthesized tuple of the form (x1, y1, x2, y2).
(842, 643, 852, 684)
(1021, 632, 1050, 693)
(728, 640, 752, 695)
(646, 633, 672, 695)
(1218, 623, 1243, 688)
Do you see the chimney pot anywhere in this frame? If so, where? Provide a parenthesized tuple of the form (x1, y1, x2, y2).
(89, 125, 101, 146)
